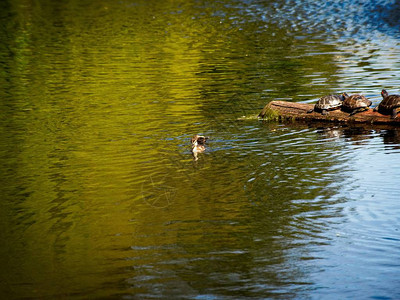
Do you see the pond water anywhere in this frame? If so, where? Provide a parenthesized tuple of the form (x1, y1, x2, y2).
(1, 0, 400, 299)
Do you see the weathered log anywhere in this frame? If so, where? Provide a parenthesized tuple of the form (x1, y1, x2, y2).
(258, 101, 400, 125)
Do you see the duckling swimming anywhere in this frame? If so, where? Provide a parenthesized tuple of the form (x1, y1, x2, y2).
(191, 134, 208, 153)
(191, 134, 208, 160)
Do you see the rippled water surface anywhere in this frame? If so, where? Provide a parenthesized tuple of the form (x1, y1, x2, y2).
(1, 0, 400, 299)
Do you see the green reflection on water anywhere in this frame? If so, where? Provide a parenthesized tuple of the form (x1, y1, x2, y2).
(0, 0, 348, 298)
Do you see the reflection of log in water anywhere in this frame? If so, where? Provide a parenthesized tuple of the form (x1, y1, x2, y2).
(259, 101, 400, 126)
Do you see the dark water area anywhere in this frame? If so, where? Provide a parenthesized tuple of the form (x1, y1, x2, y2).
(1, 0, 400, 299)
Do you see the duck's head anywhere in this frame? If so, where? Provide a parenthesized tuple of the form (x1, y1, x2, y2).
(191, 134, 208, 146)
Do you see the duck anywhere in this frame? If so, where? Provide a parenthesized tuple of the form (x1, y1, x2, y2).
(190, 134, 208, 153)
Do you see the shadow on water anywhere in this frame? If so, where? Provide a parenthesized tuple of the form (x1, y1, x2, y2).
(308, 122, 400, 148)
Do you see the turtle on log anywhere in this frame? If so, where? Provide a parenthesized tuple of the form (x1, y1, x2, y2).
(374, 89, 400, 119)
(307, 93, 348, 115)
(341, 94, 372, 116)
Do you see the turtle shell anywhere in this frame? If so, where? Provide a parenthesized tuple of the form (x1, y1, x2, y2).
(314, 94, 344, 111)
(378, 91, 400, 114)
(342, 94, 372, 111)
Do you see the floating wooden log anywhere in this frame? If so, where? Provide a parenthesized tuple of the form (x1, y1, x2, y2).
(258, 101, 400, 126)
